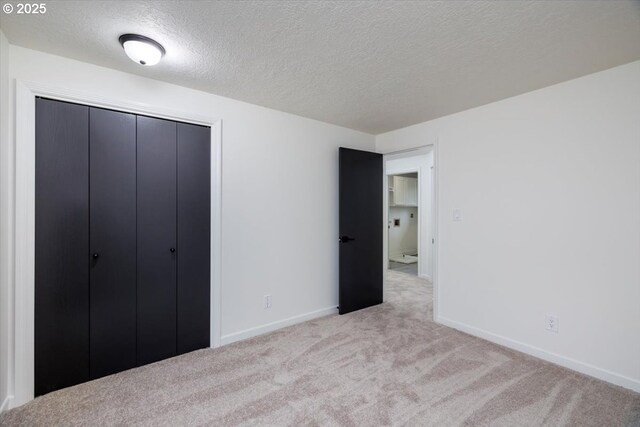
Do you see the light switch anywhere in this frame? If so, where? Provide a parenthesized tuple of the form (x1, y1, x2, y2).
(453, 208, 463, 222)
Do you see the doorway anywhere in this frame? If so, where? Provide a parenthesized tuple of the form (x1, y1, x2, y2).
(388, 172, 419, 276)
(337, 144, 436, 324)
(383, 146, 435, 282)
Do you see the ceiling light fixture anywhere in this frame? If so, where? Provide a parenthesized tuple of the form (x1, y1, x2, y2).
(119, 34, 165, 66)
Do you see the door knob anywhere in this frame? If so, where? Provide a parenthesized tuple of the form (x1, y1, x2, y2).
(92, 252, 100, 259)
(170, 248, 176, 253)
(339, 236, 355, 243)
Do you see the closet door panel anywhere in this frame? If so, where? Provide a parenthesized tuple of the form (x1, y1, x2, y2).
(89, 107, 137, 379)
(35, 98, 90, 396)
(177, 123, 211, 354)
(137, 116, 178, 365)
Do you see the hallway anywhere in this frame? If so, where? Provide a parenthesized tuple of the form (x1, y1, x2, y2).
(388, 260, 418, 276)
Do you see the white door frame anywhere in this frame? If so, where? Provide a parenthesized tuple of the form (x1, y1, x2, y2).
(10, 80, 223, 407)
(382, 142, 439, 322)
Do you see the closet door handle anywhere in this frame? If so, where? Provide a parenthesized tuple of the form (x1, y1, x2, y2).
(92, 252, 100, 259)
(170, 248, 176, 253)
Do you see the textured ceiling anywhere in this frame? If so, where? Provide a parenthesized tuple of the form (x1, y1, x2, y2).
(1, 1, 639, 134)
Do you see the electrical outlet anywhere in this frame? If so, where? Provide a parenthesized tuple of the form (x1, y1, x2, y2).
(264, 295, 272, 309)
(545, 315, 559, 333)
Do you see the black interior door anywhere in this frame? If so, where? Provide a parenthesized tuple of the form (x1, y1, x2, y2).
(136, 116, 178, 365)
(35, 98, 90, 396)
(176, 123, 211, 354)
(338, 147, 383, 315)
(89, 107, 137, 379)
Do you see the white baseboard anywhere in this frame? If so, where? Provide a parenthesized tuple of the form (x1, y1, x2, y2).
(436, 316, 640, 393)
(1, 395, 13, 413)
(221, 306, 338, 346)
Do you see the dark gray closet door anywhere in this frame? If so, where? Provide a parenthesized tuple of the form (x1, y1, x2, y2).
(35, 98, 90, 396)
(89, 107, 137, 379)
(177, 123, 211, 354)
(137, 116, 178, 365)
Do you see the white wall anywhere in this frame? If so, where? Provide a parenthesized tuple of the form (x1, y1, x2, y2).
(0, 30, 13, 413)
(386, 151, 434, 280)
(388, 205, 418, 259)
(376, 61, 640, 392)
(0, 44, 375, 408)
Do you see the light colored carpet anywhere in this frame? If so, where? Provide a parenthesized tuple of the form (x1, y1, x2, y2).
(2, 271, 639, 426)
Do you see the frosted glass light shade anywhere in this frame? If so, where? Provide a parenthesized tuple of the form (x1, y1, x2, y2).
(119, 34, 165, 66)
